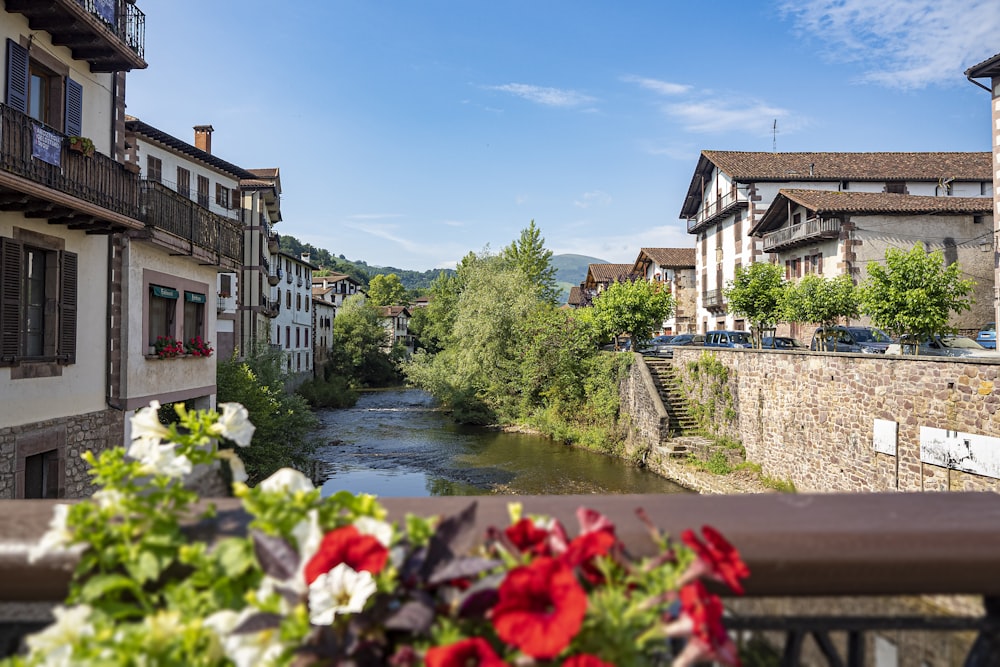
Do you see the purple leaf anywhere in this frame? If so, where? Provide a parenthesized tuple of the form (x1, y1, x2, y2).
(427, 556, 501, 586)
(251, 529, 300, 582)
(383, 599, 436, 633)
(420, 502, 478, 580)
(232, 612, 282, 635)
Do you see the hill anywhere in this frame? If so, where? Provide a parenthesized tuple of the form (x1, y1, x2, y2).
(551, 254, 609, 303)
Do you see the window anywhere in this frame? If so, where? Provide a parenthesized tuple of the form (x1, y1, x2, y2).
(286, 291, 291, 309)
(215, 183, 229, 209)
(285, 326, 290, 349)
(6, 40, 79, 134)
(885, 181, 906, 194)
(0, 235, 77, 366)
(197, 175, 210, 208)
(792, 212, 802, 225)
(219, 274, 232, 297)
(148, 285, 178, 346)
(28, 64, 53, 126)
(147, 155, 162, 183)
(177, 167, 191, 198)
(296, 327, 300, 348)
(183, 292, 206, 343)
(296, 293, 301, 311)
(24, 449, 60, 499)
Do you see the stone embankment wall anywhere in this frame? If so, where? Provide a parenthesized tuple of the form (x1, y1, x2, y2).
(669, 347, 1000, 493)
(618, 356, 669, 463)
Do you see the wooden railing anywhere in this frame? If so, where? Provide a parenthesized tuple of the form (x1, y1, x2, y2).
(763, 217, 841, 252)
(687, 190, 743, 232)
(140, 181, 242, 263)
(0, 104, 140, 219)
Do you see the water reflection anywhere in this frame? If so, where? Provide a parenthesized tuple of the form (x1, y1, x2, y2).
(315, 388, 688, 497)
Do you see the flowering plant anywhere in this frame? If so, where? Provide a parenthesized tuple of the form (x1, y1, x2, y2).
(13, 403, 748, 667)
(185, 336, 215, 357)
(153, 335, 185, 359)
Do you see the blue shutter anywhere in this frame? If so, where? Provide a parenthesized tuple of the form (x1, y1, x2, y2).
(65, 78, 83, 136)
(6, 39, 28, 114)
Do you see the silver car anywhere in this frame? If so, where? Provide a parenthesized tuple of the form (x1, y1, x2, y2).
(885, 336, 1000, 358)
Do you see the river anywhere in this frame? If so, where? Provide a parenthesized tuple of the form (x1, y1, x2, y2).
(313, 388, 688, 497)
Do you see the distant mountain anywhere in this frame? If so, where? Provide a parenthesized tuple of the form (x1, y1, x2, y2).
(551, 254, 609, 304)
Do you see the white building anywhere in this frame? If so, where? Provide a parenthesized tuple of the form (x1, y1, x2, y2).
(273, 251, 317, 383)
(312, 273, 364, 308)
(630, 248, 697, 335)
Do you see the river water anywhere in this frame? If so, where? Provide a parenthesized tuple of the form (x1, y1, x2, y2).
(313, 388, 688, 497)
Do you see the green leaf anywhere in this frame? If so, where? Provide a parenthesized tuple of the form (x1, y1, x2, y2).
(79, 573, 143, 602)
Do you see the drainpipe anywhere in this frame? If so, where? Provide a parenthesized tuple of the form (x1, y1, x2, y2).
(967, 74, 992, 93)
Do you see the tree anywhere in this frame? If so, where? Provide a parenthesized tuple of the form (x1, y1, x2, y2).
(590, 279, 674, 347)
(367, 273, 409, 307)
(330, 294, 399, 385)
(501, 220, 560, 305)
(724, 262, 786, 348)
(859, 243, 974, 353)
(782, 274, 859, 351)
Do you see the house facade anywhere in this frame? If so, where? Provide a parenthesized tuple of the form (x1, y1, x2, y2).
(273, 251, 316, 383)
(681, 151, 993, 333)
(239, 168, 282, 355)
(312, 297, 335, 376)
(630, 248, 697, 334)
(0, 0, 147, 498)
(380, 305, 412, 355)
(576, 263, 634, 307)
(312, 272, 364, 308)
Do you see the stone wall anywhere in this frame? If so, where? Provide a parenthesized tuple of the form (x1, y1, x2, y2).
(669, 347, 1000, 493)
(617, 354, 669, 462)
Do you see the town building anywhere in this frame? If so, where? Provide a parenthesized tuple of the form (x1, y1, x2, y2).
(273, 251, 317, 384)
(630, 248, 697, 334)
(380, 305, 413, 355)
(681, 151, 993, 332)
(575, 263, 634, 307)
(312, 296, 335, 377)
(239, 168, 282, 356)
(312, 272, 364, 308)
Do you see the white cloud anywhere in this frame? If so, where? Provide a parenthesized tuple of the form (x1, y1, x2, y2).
(552, 224, 692, 264)
(621, 75, 691, 96)
(781, 0, 1000, 89)
(487, 83, 597, 108)
(573, 190, 612, 209)
(664, 100, 795, 136)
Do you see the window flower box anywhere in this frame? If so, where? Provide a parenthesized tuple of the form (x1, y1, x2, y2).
(66, 136, 95, 158)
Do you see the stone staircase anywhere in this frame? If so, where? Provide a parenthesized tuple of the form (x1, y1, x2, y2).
(641, 356, 699, 438)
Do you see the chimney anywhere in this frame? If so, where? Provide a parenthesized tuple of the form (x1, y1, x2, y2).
(301, 252, 311, 264)
(193, 125, 214, 154)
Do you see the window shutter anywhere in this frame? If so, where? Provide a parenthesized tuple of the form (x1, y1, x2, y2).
(0, 237, 23, 363)
(231, 188, 239, 211)
(6, 39, 29, 114)
(64, 78, 83, 136)
(58, 251, 77, 364)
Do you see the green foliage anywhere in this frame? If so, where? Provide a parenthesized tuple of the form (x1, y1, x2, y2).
(684, 351, 735, 435)
(216, 346, 318, 485)
(366, 273, 409, 307)
(782, 274, 859, 332)
(329, 294, 401, 386)
(296, 373, 359, 408)
(859, 242, 975, 348)
(724, 262, 786, 347)
(500, 220, 560, 306)
(590, 279, 674, 344)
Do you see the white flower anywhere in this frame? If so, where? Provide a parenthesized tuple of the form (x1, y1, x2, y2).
(291, 508, 322, 586)
(129, 400, 169, 445)
(91, 488, 125, 511)
(25, 604, 93, 665)
(211, 403, 256, 447)
(128, 439, 192, 479)
(354, 516, 393, 547)
(216, 449, 248, 484)
(308, 562, 376, 626)
(28, 504, 84, 564)
(259, 468, 314, 494)
(205, 608, 285, 667)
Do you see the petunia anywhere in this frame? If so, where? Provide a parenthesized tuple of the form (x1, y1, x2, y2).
(354, 515, 394, 547)
(24, 604, 93, 665)
(204, 608, 286, 667)
(491, 556, 587, 659)
(211, 403, 256, 447)
(563, 655, 615, 667)
(679, 525, 749, 595)
(259, 467, 314, 494)
(308, 562, 377, 625)
(129, 400, 169, 446)
(304, 524, 389, 585)
(425, 637, 508, 667)
(216, 449, 248, 484)
(28, 504, 84, 564)
(505, 518, 554, 556)
(663, 582, 740, 667)
(128, 438, 192, 479)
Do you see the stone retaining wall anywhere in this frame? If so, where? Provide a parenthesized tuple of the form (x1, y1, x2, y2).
(617, 354, 669, 463)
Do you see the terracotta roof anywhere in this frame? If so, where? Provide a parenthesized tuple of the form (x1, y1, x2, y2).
(966, 52, 1000, 78)
(380, 306, 410, 317)
(754, 189, 994, 234)
(124, 117, 257, 180)
(248, 168, 279, 178)
(312, 286, 332, 296)
(636, 248, 696, 269)
(567, 285, 584, 306)
(587, 263, 634, 283)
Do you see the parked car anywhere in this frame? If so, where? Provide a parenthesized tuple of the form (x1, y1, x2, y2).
(976, 322, 996, 350)
(810, 326, 892, 354)
(762, 336, 807, 350)
(885, 335, 1000, 358)
(704, 330, 752, 349)
(658, 333, 705, 358)
(638, 334, 675, 355)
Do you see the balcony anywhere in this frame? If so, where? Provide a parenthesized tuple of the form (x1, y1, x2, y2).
(687, 190, 746, 233)
(6, 0, 146, 72)
(267, 232, 279, 253)
(297, 276, 304, 287)
(703, 288, 726, 312)
(139, 181, 241, 269)
(0, 104, 141, 232)
(1, 493, 1000, 664)
(763, 217, 841, 253)
(262, 298, 280, 318)
(269, 268, 281, 287)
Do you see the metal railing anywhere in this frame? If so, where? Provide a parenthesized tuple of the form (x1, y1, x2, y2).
(140, 181, 241, 263)
(703, 288, 725, 310)
(687, 190, 742, 232)
(74, 0, 145, 60)
(0, 104, 139, 219)
(763, 217, 841, 252)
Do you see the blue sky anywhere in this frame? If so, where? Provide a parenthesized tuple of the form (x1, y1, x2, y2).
(127, 0, 1000, 271)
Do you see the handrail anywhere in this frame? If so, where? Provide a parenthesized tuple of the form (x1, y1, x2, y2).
(762, 217, 841, 252)
(74, 0, 146, 60)
(140, 181, 241, 263)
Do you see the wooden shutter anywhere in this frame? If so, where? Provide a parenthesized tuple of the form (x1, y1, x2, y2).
(64, 78, 83, 136)
(58, 251, 77, 364)
(0, 237, 22, 363)
(231, 188, 239, 211)
(6, 39, 29, 114)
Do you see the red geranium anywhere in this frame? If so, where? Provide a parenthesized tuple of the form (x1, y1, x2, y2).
(304, 524, 389, 585)
(671, 581, 740, 667)
(563, 655, 615, 667)
(680, 525, 749, 595)
(491, 556, 587, 659)
(425, 638, 507, 667)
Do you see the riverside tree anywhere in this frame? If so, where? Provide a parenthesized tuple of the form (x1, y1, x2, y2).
(590, 279, 675, 347)
(367, 273, 409, 307)
(782, 274, 859, 351)
(724, 262, 786, 348)
(859, 243, 974, 352)
(330, 294, 400, 385)
(500, 220, 560, 306)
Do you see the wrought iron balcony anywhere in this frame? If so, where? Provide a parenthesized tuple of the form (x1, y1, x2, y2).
(6, 0, 146, 71)
(687, 191, 746, 233)
(139, 181, 241, 269)
(763, 217, 841, 252)
(0, 104, 141, 232)
(703, 288, 726, 312)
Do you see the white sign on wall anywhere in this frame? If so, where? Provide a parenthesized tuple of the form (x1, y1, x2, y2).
(920, 427, 1000, 479)
(873, 419, 898, 456)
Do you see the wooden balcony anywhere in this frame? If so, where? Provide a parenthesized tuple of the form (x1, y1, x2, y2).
(0, 104, 141, 233)
(763, 217, 841, 252)
(139, 181, 242, 270)
(687, 191, 747, 233)
(6, 0, 146, 72)
(2, 493, 1000, 664)
(703, 287, 726, 312)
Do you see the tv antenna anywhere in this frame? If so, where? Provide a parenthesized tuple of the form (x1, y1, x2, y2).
(772, 119, 778, 152)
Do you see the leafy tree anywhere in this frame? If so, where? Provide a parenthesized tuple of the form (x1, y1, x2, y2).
(724, 262, 786, 348)
(859, 243, 975, 352)
(501, 220, 560, 305)
(367, 273, 409, 307)
(590, 279, 674, 347)
(782, 274, 859, 351)
(329, 294, 399, 385)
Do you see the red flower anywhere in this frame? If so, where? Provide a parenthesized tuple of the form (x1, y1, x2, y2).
(425, 638, 507, 667)
(505, 518, 554, 556)
(491, 557, 587, 659)
(563, 655, 615, 667)
(680, 525, 749, 595)
(560, 529, 617, 584)
(671, 582, 740, 666)
(304, 525, 389, 585)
